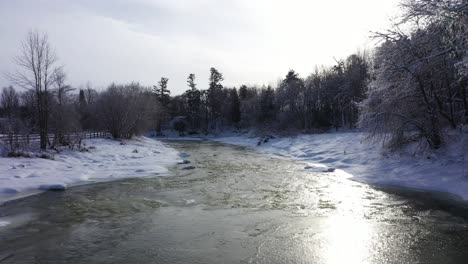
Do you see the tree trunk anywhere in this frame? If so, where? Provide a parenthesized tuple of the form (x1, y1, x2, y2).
(37, 93, 47, 150)
(461, 80, 468, 123)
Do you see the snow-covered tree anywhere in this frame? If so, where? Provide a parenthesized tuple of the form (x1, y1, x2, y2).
(360, 3, 467, 148)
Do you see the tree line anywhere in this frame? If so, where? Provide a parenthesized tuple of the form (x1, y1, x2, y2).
(0, 0, 466, 152)
(360, 0, 467, 149)
(168, 55, 370, 134)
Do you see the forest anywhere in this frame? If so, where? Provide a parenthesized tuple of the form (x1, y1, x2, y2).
(0, 0, 467, 153)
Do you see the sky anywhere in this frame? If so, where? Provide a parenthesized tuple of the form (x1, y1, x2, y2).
(0, 0, 400, 95)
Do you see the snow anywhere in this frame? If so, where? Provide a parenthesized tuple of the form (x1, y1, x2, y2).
(213, 132, 468, 200)
(0, 137, 181, 202)
(4, 131, 464, 202)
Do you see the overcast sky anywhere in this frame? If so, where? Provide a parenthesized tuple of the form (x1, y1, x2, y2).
(0, 0, 400, 95)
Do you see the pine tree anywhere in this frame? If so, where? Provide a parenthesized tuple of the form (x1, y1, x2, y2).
(207, 67, 224, 129)
(79, 89, 86, 108)
(276, 70, 305, 128)
(185, 74, 201, 130)
(259, 86, 275, 123)
(153, 77, 170, 106)
(229, 88, 241, 125)
(153, 77, 171, 135)
(239, 85, 248, 100)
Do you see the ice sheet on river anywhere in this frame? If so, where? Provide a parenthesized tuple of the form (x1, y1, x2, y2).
(214, 132, 468, 200)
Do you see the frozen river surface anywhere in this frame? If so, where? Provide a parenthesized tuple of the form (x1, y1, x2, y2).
(0, 140, 467, 263)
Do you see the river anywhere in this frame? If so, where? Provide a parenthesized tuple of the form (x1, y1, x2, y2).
(0, 140, 467, 263)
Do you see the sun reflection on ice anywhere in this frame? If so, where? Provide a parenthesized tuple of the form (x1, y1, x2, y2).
(321, 214, 372, 264)
(319, 174, 376, 264)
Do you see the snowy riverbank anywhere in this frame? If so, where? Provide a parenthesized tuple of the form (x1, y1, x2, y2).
(0, 137, 181, 202)
(213, 132, 468, 200)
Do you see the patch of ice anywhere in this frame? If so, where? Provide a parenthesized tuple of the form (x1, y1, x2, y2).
(0, 188, 19, 194)
(304, 163, 327, 170)
(179, 152, 190, 158)
(0, 220, 10, 228)
(214, 132, 468, 200)
(39, 184, 67, 191)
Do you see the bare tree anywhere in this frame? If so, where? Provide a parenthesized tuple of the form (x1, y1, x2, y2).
(50, 67, 78, 145)
(85, 82, 98, 105)
(98, 83, 154, 139)
(1, 86, 19, 120)
(20, 89, 37, 131)
(8, 30, 59, 149)
(1, 86, 21, 153)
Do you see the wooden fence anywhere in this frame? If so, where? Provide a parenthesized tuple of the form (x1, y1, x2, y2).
(0, 131, 109, 145)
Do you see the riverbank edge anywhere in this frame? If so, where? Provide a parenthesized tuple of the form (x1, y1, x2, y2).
(0, 137, 181, 204)
(204, 132, 468, 201)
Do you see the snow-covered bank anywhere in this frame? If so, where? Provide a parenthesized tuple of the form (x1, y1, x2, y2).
(214, 132, 468, 200)
(0, 137, 181, 202)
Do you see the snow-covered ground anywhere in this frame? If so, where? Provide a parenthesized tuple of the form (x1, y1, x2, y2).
(0, 137, 181, 202)
(213, 132, 468, 200)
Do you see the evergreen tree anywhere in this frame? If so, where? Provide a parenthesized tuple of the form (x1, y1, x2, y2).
(259, 86, 275, 123)
(79, 89, 86, 108)
(153, 77, 170, 106)
(239, 85, 248, 100)
(207, 67, 224, 129)
(153, 77, 171, 135)
(229, 88, 241, 125)
(78, 89, 90, 129)
(185, 74, 201, 130)
(276, 70, 305, 128)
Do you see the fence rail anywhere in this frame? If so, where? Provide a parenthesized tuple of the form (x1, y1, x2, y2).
(0, 131, 110, 144)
